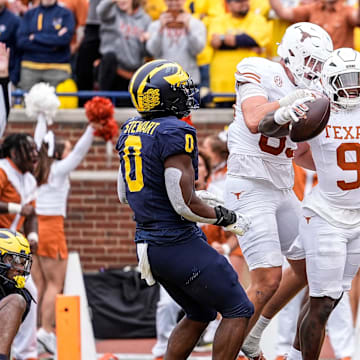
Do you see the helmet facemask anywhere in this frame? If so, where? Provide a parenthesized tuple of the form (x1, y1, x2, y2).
(166, 78, 199, 118)
(283, 48, 325, 89)
(299, 56, 324, 88)
(278, 22, 333, 89)
(0, 251, 32, 289)
(322, 48, 360, 110)
(328, 72, 360, 109)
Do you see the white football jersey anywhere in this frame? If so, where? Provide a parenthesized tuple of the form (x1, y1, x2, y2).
(227, 57, 298, 189)
(303, 106, 360, 228)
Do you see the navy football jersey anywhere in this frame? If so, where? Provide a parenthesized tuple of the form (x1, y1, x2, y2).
(116, 115, 198, 229)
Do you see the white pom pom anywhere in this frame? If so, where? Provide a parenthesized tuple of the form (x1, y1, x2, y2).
(24, 82, 60, 125)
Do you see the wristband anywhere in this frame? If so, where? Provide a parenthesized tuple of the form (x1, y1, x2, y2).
(27, 232, 39, 243)
(8, 202, 22, 214)
(222, 243, 231, 256)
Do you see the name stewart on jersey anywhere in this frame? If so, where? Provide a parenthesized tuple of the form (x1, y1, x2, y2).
(117, 115, 199, 231)
(324, 124, 360, 140)
(122, 120, 160, 135)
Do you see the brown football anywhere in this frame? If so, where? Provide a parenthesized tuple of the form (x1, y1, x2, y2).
(289, 97, 331, 142)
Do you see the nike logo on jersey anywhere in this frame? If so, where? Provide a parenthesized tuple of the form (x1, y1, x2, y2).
(304, 216, 314, 224)
(325, 125, 360, 140)
(232, 191, 244, 200)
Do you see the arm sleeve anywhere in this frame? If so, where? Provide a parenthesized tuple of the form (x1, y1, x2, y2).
(234, 34, 258, 47)
(117, 166, 127, 204)
(145, 21, 163, 58)
(0, 78, 10, 138)
(96, 0, 116, 22)
(54, 125, 94, 175)
(235, 58, 264, 86)
(237, 82, 268, 104)
(219, 34, 258, 50)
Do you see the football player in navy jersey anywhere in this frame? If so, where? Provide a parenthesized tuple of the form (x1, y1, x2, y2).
(0, 230, 34, 360)
(116, 59, 253, 360)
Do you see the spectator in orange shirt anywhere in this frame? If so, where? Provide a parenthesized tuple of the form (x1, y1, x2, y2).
(269, 0, 360, 49)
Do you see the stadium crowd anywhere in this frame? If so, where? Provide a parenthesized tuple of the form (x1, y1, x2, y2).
(0, 0, 360, 360)
(0, 0, 359, 107)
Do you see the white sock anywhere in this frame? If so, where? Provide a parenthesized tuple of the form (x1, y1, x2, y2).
(241, 316, 271, 357)
(287, 346, 302, 360)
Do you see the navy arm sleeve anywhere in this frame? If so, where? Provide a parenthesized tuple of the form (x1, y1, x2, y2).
(220, 34, 258, 50)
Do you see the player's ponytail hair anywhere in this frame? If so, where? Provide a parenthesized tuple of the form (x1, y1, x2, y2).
(34, 137, 66, 185)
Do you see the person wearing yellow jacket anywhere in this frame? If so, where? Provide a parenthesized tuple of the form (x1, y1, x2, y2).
(208, 0, 270, 107)
(185, 0, 225, 94)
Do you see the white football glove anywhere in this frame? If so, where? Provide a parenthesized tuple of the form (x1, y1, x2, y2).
(278, 89, 315, 107)
(195, 190, 224, 207)
(274, 96, 315, 125)
(225, 212, 251, 236)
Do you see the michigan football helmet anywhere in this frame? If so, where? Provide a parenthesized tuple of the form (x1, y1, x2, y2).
(0, 229, 32, 289)
(128, 59, 199, 118)
(278, 22, 333, 88)
(322, 48, 360, 109)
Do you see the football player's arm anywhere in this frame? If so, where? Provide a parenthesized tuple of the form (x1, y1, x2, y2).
(23, 201, 38, 254)
(164, 153, 245, 231)
(117, 166, 127, 204)
(258, 110, 290, 138)
(269, 0, 295, 21)
(240, 82, 315, 135)
(241, 95, 281, 134)
(164, 153, 218, 222)
(293, 142, 316, 171)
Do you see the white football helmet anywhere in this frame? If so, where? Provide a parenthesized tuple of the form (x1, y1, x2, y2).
(278, 22, 333, 88)
(321, 48, 360, 109)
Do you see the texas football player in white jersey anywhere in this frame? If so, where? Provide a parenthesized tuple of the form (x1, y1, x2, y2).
(223, 22, 333, 360)
(281, 47, 360, 360)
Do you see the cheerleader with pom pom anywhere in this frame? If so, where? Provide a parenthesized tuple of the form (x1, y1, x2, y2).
(25, 86, 118, 355)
